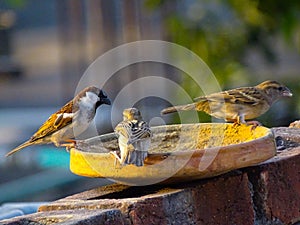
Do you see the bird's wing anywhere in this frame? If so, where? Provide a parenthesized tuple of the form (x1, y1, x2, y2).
(30, 100, 75, 142)
(128, 121, 152, 144)
(223, 87, 262, 105)
(195, 87, 262, 105)
(115, 120, 151, 145)
(115, 121, 132, 139)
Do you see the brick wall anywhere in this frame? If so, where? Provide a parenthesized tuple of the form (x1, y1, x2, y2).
(2, 127, 300, 225)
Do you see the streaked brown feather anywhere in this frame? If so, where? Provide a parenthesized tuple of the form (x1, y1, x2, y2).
(115, 120, 151, 145)
(29, 86, 100, 142)
(161, 80, 292, 123)
(30, 100, 74, 142)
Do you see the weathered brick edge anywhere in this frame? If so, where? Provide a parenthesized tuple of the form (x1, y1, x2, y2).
(1, 128, 300, 225)
(245, 149, 300, 225)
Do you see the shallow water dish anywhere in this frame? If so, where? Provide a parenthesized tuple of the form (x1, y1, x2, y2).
(70, 123, 276, 185)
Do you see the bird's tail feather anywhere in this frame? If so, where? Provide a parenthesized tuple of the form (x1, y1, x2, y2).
(6, 140, 34, 157)
(161, 103, 197, 115)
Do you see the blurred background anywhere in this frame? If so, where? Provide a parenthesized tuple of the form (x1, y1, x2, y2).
(0, 0, 299, 206)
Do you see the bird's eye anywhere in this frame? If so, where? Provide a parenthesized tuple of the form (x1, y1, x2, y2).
(278, 87, 284, 91)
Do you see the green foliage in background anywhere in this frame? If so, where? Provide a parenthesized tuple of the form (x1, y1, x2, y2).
(146, 0, 300, 126)
(2, 0, 28, 8)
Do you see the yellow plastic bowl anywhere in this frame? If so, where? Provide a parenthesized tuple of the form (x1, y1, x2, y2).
(70, 123, 276, 185)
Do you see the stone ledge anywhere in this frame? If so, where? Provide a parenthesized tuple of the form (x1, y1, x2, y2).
(1, 127, 300, 225)
(1, 208, 125, 225)
(36, 172, 253, 225)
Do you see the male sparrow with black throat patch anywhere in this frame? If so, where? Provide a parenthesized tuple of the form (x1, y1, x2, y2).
(161, 80, 292, 125)
(6, 86, 111, 156)
(111, 108, 152, 167)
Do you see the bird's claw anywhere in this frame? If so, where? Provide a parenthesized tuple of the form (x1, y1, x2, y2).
(232, 121, 241, 128)
(60, 140, 76, 152)
(232, 120, 261, 131)
(246, 120, 261, 130)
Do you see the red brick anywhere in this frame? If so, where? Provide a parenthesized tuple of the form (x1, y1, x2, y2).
(129, 198, 167, 225)
(129, 188, 197, 225)
(247, 147, 300, 224)
(191, 172, 254, 225)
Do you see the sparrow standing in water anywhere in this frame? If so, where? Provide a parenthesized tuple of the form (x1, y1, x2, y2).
(161, 80, 292, 125)
(112, 108, 152, 167)
(6, 86, 111, 156)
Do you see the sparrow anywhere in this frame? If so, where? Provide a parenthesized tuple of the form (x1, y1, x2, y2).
(6, 86, 111, 157)
(161, 80, 292, 124)
(111, 108, 152, 167)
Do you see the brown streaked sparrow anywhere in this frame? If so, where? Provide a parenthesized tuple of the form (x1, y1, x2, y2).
(111, 108, 152, 167)
(6, 86, 111, 157)
(161, 80, 292, 124)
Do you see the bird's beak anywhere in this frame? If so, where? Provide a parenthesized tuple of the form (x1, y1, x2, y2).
(283, 88, 293, 97)
(98, 90, 111, 105)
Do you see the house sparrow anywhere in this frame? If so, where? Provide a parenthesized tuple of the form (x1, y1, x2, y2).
(6, 86, 111, 157)
(111, 108, 152, 167)
(161, 80, 292, 124)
